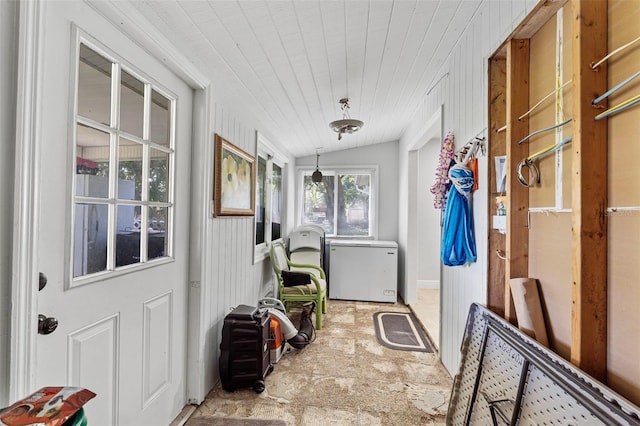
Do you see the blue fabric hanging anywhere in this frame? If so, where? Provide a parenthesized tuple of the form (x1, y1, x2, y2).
(441, 163, 477, 266)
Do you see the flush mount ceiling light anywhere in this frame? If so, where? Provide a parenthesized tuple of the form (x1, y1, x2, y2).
(312, 152, 323, 183)
(329, 98, 364, 141)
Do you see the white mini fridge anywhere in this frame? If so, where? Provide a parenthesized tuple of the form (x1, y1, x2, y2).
(329, 240, 398, 303)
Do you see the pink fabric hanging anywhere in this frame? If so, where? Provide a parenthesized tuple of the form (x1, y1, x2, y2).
(430, 132, 455, 209)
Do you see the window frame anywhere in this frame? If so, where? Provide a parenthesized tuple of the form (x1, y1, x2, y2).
(296, 165, 379, 239)
(254, 133, 287, 263)
(70, 36, 177, 287)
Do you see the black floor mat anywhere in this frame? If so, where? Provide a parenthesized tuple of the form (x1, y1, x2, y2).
(373, 312, 433, 352)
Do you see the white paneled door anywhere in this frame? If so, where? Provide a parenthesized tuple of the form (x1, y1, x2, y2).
(30, 3, 192, 425)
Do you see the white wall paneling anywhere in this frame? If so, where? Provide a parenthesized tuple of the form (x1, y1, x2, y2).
(186, 101, 296, 401)
(399, 0, 529, 376)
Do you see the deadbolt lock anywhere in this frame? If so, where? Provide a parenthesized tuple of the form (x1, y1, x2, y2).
(39, 272, 48, 291)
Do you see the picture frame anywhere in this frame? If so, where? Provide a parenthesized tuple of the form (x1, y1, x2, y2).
(213, 134, 256, 216)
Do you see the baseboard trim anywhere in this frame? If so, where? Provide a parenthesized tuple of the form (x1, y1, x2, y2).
(418, 280, 440, 289)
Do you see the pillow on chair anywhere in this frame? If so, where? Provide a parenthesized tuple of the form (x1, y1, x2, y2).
(281, 270, 312, 287)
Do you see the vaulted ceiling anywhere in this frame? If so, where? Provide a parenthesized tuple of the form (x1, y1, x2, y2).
(126, 0, 482, 157)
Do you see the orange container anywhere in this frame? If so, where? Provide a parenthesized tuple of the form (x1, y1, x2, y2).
(269, 317, 286, 363)
(270, 317, 283, 349)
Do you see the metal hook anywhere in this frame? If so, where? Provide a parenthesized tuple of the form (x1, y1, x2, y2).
(516, 159, 540, 187)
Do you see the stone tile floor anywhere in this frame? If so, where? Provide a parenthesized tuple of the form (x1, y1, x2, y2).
(411, 288, 440, 350)
(188, 300, 452, 426)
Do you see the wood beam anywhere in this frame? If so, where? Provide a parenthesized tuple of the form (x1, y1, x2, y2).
(570, 0, 608, 381)
(512, 0, 569, 39)
(487, 57, 507, 317)
(491, 0, 567, 59)
(505, 39, 530, 323)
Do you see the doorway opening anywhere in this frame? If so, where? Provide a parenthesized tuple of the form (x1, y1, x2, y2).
(406, 106, 442, 350)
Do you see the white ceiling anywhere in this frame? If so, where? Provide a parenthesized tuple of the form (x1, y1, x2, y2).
(126, 0, 482, 157)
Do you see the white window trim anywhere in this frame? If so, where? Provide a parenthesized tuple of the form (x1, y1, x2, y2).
(296, 165, 379, 240)
(254, 132, 287, 263)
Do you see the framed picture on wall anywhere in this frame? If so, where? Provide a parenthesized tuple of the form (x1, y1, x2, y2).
(213, 133, 256, 216)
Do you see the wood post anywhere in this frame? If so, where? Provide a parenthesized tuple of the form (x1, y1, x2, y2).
(487, 57, 507, 317)
(570, 0, 608, 381)
(505, 39, 530, 324)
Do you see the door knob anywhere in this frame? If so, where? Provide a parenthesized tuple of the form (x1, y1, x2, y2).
(38, 314, 58, 335)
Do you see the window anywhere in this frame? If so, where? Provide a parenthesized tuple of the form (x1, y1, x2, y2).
(271, 163, 283, 241)
(254, 134, 286, 261)
(298, 167, 377, 238)
(72, 42, 175, 282)
(256, 156, 267, 245)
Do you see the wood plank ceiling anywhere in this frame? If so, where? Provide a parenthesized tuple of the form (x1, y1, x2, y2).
(127, 0, 482, 157)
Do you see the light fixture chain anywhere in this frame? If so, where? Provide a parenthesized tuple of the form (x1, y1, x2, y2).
(340, 98, 351, 119)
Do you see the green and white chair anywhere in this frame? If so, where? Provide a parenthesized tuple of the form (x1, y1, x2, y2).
(269, 241, 327, 329)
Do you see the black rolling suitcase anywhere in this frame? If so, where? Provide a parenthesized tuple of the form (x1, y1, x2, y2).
(219, 304, 273, 393)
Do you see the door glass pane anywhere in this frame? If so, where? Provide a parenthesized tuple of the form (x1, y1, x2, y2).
(76, 124, 110, 197)
(74, 39, 175, 279)
(271, 163, 282, 240)
(150, 90, 171, 148)
(148, 206, 168, 260)
(303, 175, 335, 235)
(120, 70, 144, 138)
(116, 205, 141, 267)
(255, 156, 266, 245)
(149, 148, 169, 203)
(73, 203, 108, 277)
(116, 204, 138, 233)
(118, 137, 142, 200)
(78, 44, 112, 126)
(337, 174, 370, 236)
